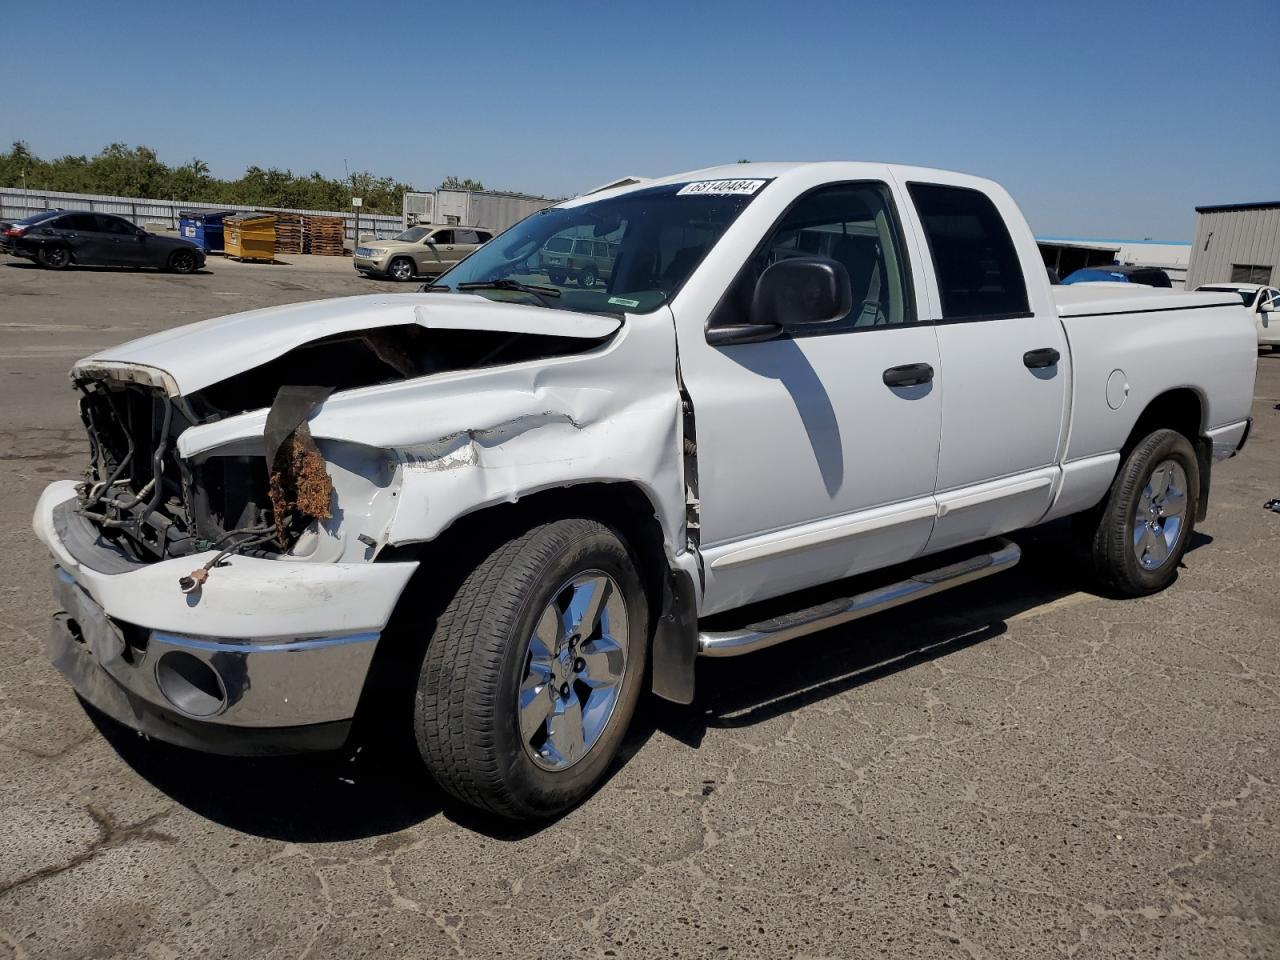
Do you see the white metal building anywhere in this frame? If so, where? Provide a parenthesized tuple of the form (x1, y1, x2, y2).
(1037, 236, 1192, 286)
(402, 189, 557, 233)
(1185, 201, 1280, 290)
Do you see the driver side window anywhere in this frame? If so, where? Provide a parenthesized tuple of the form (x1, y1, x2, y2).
(711, 181, 916, 336)
(430, 230, 454, 245)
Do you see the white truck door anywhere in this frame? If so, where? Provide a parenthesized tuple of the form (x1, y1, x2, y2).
(676, 179, 943, 616)
(895, 177, 1070, 553)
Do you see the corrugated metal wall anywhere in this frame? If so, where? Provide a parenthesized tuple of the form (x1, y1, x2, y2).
(0, 187, 404, 246)
(432, 189, 557, 233)
(1186, 206, 1280, 289)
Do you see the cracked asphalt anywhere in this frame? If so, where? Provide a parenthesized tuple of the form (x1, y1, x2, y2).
(1, 256, 1277, 959)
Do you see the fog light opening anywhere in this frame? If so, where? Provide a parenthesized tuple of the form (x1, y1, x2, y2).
(155, 651, 227, 717)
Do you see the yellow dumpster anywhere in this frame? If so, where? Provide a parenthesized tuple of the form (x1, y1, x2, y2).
(224, 213, 276, 262)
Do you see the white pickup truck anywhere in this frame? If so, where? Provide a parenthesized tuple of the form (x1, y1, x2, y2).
(34, 162, 1257, 819)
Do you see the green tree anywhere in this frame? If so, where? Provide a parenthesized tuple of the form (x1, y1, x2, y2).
(0, 142, 420, 215)
(439, 175, 485, 191)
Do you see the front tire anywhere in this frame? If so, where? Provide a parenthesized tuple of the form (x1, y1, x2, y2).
(388, 257, 415, 282)
(168, 249, 197, 273)
(38, 245, 70, 270)
(415, 518, 649, 819)
(1078, 428, 1199, 596)
(578, 265, 597, 288)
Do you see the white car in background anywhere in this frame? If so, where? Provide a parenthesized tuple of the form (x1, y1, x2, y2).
(1196, 282, 1280, 350)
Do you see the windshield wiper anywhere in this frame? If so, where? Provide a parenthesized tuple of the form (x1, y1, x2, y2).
(418, 282, 451, 292)
(456, 279, 562, 307)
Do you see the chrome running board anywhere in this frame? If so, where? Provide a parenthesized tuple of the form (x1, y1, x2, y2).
(698, 538, 1021, 658)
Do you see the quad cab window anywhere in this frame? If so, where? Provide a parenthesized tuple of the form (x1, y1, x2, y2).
(908, 182, 1030, 320)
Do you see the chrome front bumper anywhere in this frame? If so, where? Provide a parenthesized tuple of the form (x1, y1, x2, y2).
(50, 566, 381, 753)
(34, 481, 418, 754)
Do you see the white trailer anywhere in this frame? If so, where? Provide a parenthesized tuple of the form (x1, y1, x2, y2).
(403, 188, 556, 233)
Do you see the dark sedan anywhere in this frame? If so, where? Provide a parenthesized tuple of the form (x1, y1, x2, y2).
(0, 210, 206, 273)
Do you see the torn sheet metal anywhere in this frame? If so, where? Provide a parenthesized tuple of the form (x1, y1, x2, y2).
(177, 311, 689, 563)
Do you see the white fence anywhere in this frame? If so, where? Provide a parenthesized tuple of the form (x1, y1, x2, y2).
(0, 187, 406, 246)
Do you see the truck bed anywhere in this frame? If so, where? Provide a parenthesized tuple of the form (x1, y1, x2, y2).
(1052, 282, 1241, 317)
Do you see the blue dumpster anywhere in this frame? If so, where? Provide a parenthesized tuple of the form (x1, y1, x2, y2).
(178, 210, 237, 254)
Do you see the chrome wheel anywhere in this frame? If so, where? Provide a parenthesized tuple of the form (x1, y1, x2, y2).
(390, 258, 414, 281)
(518, 571, 628, 772)
(1132, 458, 1188, 570)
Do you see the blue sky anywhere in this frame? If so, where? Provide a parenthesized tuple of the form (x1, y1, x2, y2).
(4, 0, 1277, 239)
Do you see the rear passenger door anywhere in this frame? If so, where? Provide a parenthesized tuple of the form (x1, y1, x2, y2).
(53, 213, 108, 264)
(896, 177, 1070, 553)
(453, 229, 482, 265)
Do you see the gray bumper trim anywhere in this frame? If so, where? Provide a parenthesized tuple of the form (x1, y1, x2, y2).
(51, 566, 381, 730)
(50, 615, 352, 756)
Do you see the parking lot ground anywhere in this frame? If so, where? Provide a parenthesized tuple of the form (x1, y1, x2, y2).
(1, 257, 1277, 959)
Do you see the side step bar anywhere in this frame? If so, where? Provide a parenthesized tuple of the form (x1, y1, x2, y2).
(698, 538, 1021, 658)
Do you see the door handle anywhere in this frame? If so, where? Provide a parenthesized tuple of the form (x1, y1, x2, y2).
(882, 363, 934, 387)
(1023, 347, 1061, 368)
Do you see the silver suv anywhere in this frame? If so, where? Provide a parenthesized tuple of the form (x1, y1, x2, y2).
(354, 225, 493, 281)
(538, 234, 618, 287)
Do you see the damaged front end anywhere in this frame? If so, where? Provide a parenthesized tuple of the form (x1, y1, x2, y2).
(67, 309, 623, 572)
(74, 374, 279, 564)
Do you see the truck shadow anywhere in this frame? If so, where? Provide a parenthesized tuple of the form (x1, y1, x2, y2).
(649, 521, 1211, 743)
(85, 519, 1211, 842)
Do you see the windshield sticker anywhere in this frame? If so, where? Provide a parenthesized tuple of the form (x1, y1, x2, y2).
(607, 296, 640, 308)
(676, 179, 766, 197)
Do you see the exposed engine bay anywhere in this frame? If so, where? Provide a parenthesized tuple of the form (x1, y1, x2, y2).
(71, 322, 603, 565)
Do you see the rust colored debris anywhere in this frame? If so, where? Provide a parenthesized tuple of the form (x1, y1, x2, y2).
(268, 423, 333, 541)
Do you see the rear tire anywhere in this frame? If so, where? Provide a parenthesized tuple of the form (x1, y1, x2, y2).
(415, 518, 649, 819)
(1077, 428, 1199, 596)
(38, 245, 70, 270)
(547, 270, 566, 285)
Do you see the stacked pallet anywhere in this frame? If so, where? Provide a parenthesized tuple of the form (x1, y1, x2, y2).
(274, 214, 303, 255)
(303, 215, 345, 256)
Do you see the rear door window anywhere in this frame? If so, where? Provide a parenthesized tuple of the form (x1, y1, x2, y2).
(58, 214, 100, 232)
(908, 183, 1029, 320)
(453, 229, 480, 244)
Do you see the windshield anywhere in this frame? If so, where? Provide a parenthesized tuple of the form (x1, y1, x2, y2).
(431, 179, 770, 314)
(395, 226, 431, 242)
(1200, 286, 1257, 306)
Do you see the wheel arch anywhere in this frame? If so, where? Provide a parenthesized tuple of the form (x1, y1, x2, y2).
(379, 480, 699, 704)
(1119, 387, 1212, 521)
(168, 246, 197, 268)
(41, 242, 75, 264)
